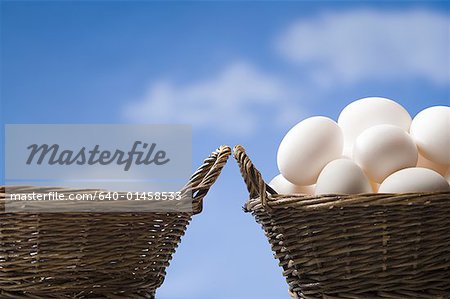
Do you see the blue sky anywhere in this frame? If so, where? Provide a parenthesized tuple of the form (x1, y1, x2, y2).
(1, 1, 449, 299)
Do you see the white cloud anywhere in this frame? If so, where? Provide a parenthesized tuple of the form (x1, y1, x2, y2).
(123, 62, 305, 135)
(276, 9, 450, 86)
(124, 9, 449, 135)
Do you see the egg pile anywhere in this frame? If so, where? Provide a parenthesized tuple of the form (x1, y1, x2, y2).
(271, 97, 450, 195)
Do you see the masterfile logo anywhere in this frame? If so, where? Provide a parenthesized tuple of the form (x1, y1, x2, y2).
(5, 124, 192, 195)
(26, 141, 170, 171)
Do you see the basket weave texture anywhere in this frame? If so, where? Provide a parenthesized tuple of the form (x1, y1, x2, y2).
(234, 145, 450, 299)
(0, 145, 231, 299)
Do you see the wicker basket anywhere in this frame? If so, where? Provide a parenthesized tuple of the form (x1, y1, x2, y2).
(0, 145, 231, 299)
(234, 145, 450, 299)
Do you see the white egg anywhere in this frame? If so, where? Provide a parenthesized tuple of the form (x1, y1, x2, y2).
(416, 152, 448, 176)
(338, 97, 411, 154)
(446, 168, 450, 184)
(269, 174, 314, 195)
(353, 124, 418, 183)
(342, 145, 353, 159)
(315, 159, 372, 195)
(410, 106, 450, 165)
(277, 116, 343, 185)
(379, 167, 450, 193)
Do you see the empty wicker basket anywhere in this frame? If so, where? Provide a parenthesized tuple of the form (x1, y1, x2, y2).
(0, 145, 231, 299)
(234, 145, 450, 299)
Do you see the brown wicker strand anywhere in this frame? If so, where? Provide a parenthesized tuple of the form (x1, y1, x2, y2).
(233, 145, 276, 210)
(184, 145, 231, 214)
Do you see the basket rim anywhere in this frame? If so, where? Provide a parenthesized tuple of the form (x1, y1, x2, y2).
(245, 191, 450, 212)
(233, 145, 450, 212)
(1, 145, 232, 215)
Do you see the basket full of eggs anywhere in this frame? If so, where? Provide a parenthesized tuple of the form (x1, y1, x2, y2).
(234, 98, 450, 299)
(0, 145, 231, 299)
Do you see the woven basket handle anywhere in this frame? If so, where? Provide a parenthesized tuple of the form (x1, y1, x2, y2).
(233, 145, 277, 210)
(183, 145, 231, 214)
